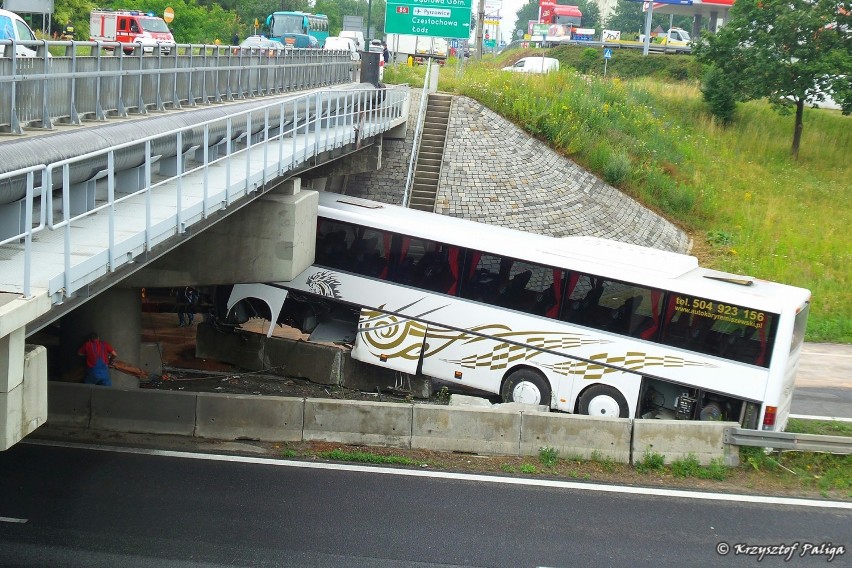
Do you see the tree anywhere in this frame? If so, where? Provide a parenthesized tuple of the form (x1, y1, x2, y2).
(576, 0, 601, 31)
(512, 0, 539, 39)
(604, 0, 645, 34)
(693, 0, 852, 159)
(603, 0, 686, 34)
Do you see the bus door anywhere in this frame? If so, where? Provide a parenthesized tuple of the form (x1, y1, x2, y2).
(351, 307, 426, 375)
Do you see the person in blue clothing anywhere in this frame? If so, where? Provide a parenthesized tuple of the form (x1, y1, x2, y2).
(78, 332, 117, 386)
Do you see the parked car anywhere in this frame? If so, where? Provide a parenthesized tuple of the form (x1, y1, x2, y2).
(0, 8, 39, 57)
(324, 36, 359, 60)
(502, 56, 559, 74)
(238, 35, 286, 56)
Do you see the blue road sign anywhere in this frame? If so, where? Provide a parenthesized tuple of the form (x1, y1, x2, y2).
(603, 48, 612, 59)
(451, 39, 458, 49)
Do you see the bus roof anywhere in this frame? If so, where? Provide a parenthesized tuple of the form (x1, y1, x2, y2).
(317, 192, 811, 312)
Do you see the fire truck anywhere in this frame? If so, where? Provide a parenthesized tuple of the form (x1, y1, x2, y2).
(89, 9, 176, 54)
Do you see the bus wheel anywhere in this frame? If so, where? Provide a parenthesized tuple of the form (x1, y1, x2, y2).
(501, 369, 551, 406)
(578, 385, 629, 418)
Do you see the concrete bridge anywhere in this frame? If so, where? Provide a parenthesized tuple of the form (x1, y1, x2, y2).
(0, 46, 410, 450)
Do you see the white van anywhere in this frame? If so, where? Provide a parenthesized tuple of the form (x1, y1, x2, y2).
(502, 56, 559, 74)
(0, 9, 39, 57)
(339, 30, 365, 51)
(324, 36, 359, 61)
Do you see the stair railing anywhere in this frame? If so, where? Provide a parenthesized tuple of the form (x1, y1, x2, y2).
(402, 58, 433, 208)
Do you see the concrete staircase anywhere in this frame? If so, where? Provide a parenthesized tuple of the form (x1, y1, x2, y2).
(408, 93, 453, 212)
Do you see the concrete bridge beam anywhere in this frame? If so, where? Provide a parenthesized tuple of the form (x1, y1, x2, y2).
(124, 181, 318, 288)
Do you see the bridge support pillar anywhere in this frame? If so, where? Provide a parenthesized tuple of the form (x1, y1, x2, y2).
(709, 11, 719, 33)
(0, 292, 50, 450)
(59, 288, 142, 389)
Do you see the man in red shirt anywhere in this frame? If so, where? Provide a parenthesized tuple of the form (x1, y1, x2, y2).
(78, 332, 117, 386)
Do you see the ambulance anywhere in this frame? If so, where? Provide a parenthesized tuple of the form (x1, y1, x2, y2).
(89, 9, 176, 54)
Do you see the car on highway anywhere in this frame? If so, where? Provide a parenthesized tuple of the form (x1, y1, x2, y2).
(502, 56, 559, 74)
(0, 8, 39, 57)
(238, 35, 286, 55)
(324, 36, 359, 60)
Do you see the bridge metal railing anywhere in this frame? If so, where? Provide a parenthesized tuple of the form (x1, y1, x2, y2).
(0, 85, 408, 302)
(0, 40, 357, 134)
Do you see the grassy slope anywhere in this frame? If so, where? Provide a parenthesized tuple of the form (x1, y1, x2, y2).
(385, 56, 851, 343)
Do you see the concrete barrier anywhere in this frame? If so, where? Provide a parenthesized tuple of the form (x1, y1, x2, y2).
(264, 337, 344, 386)
(195, 323, 267, 371)
(520, 412, 632, 463)
(197, 323, 433, 396)
(47, 381, 92, 428)
(40, 382, 742, 468)
(90, 388, 197, 436)
(632, 419, 740, 466)
(303, 398, 412, 448)
(412, 405, 521, 455)
(196, 393, 304, 442)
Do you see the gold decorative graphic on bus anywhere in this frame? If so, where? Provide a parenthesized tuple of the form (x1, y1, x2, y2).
(357, 305, 608, 364)
(540, 351, 717, 380)
(358, 308, 429, 361)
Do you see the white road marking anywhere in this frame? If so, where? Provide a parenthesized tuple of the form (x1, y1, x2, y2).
(0, 517, 28, 523)
(27, 439, 852, 511)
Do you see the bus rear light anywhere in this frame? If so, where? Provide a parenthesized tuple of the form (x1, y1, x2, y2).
(762, 406, 777, 430)
(454, 371, 463, 379)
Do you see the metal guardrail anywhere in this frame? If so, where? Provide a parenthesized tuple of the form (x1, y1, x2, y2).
(0, 85, 408, 301)
(0, 39, 357, 134)
(724, 427, 852, 454)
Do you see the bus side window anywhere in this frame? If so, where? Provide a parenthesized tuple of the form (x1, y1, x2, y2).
(461, 253, 501, 302)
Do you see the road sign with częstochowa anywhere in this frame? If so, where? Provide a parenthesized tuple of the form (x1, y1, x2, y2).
(385, 0, 473, 39)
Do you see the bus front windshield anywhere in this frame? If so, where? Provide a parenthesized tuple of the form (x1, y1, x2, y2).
(270, 14, 306, 36)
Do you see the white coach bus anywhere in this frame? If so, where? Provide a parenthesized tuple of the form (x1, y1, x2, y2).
(225, 192, 811, 431)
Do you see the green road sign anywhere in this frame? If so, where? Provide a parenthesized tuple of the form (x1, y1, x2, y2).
(385, 0, 473, 39)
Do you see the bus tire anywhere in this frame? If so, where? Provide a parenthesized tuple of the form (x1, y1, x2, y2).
(501, 369, 551, 407)
(578, 385, 629, 418)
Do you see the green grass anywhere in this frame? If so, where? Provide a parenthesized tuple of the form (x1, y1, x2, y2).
(740, 446, 852, 495)
(386, 56, 851, 343)
(786, 419, 852, 437)
(635, 449, 666, 473)
(319, 448, 417, 465)
(538, 446, 559, 467)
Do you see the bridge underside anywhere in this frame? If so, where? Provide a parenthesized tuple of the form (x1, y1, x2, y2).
(0, 85, 410, 450)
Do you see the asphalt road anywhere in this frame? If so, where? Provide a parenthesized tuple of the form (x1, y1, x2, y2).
(1, 442, 849, 568)
(791, 343, 852, 419)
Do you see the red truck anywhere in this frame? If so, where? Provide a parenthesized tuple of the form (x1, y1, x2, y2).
(89, 9, 176, 54)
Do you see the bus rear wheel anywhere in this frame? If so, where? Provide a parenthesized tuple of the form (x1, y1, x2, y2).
(578, 385, 629, 418)
(501, 369, 551, 407)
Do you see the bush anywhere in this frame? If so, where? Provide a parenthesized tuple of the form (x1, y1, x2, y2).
(578, 47, 599, 73)
(701, 65, 737, 124)
(603, 151, 632, 186)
